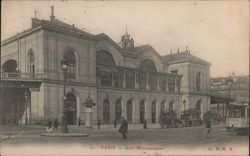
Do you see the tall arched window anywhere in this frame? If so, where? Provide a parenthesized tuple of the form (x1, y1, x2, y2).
(152, 101, 156, 123)
(63, 49, 76, 79)
(139, 100, 145, 123)
(2, 59, 18, 78)
(115, 99, 122, 121)
(140, 59, 157, 91)
(196, 72, 201, 91)
(103, 99, 110, 123)
(96, 50, 116, 66)
(169, 101, 174, 111)
(160, 100, 165, 112)
(196, 100, 201, 114)
(28, 51, 35, 78)
(127, 100, 133, 123)
(140, 59, 157, 72)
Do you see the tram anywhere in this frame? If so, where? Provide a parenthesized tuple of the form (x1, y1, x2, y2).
(226, 104, 249, 135)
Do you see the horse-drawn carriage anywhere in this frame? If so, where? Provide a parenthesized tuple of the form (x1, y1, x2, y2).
(180, 108, 203, 127)
(159, 110, 178, 128)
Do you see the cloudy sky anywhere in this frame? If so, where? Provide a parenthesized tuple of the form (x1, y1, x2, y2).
(1, 0, 249, 77)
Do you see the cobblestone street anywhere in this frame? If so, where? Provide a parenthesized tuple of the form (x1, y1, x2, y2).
(0, 124, 248, 155)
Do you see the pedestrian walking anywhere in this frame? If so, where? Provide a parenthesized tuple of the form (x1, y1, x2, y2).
(205, 119, 212, 138)
(119, 117, 128, 139)
(78, 117, 81, 127)
(97, 119, 101, 129)
(143, 118, 147, 129)
(53, 118, 58, 130)
(114, 120, 117, 128)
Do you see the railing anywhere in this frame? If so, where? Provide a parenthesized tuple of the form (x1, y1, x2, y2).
(1, 72, 45, 80)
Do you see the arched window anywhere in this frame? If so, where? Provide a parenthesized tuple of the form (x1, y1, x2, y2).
(160, 100, 165, 112)
(196, 72, 201, 91)
(115, 99, 122, 121)
(2, 59, 18, 78)
(152, 101, 156, 123)
(169, 101, 174, 111)
(2, 59, 17, 72)
(196, 100, 201, 113)
(96, 50, 116, 66)
(140, 59, 157, 72)
(28, 51, 35, 78)
(103, 99, 110, 123)
(127, 100, 133, 123)
(63, 49, 76, 79)
(139, 100, 145, 123)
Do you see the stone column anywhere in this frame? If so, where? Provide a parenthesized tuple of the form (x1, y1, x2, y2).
(157, 75, 160, 91)
(146, 73, 150, 90)
(222, 103, 225, 118)
(175, 78, 178, 92)
(123, 70, 126, 88)
(166, 76, 169, 92)
(145, 100, 152, 123)
(111, 70, 115, 87)
(135, 72, 139, 89)
(156, 100, 160, 123)
(217, 103, 219, 114)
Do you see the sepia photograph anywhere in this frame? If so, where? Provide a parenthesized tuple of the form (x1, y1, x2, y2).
(0, 0, 249, 155)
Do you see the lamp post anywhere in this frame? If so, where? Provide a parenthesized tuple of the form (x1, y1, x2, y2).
(61, 58, 68, 133)
(24, 90, 28, 126)
(183, 99, 186, 111)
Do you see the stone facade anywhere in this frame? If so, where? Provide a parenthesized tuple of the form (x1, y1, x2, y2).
(0, 11, 211, 125)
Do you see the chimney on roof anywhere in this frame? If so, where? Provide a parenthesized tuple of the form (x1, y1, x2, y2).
(177, 47, 180, 53)
(50, 6, 55, 21)
(186, 46, 188, 52)
(170, 49, 172, 55)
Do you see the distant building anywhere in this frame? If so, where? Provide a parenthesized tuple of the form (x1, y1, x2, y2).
(210, 75, 249, 117)
(0, 7, 211, 125)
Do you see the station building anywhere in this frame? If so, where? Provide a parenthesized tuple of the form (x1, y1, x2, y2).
(0, 8, 211, 125)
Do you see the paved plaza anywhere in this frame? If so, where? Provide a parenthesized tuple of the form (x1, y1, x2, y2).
(0, 124, 249, 155)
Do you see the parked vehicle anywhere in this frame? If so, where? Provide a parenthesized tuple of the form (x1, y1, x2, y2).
(180, 108, 203, 127)
(159, 110, 178, 128)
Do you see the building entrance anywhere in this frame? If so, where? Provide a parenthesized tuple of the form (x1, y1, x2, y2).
(65, 93, 77, 125)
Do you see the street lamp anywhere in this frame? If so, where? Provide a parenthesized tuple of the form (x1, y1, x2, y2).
(61, 58, 69, 133)
(183, 99, 186, 111)
(24, 90, 28, 126)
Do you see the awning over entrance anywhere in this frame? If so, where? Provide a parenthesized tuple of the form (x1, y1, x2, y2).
(209, 92, 235, 104)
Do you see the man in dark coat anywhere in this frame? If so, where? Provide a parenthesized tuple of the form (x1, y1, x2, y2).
(143, 118, 147, 129)
(54, 118, 58, 130)
(205, 119, 212, 138)
(78, 117, 81, 127)
(119, 117, 128, 139)
(97, 119, 101, 129)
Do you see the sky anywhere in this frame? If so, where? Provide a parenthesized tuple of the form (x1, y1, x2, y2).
(1, 0, 249, 77)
